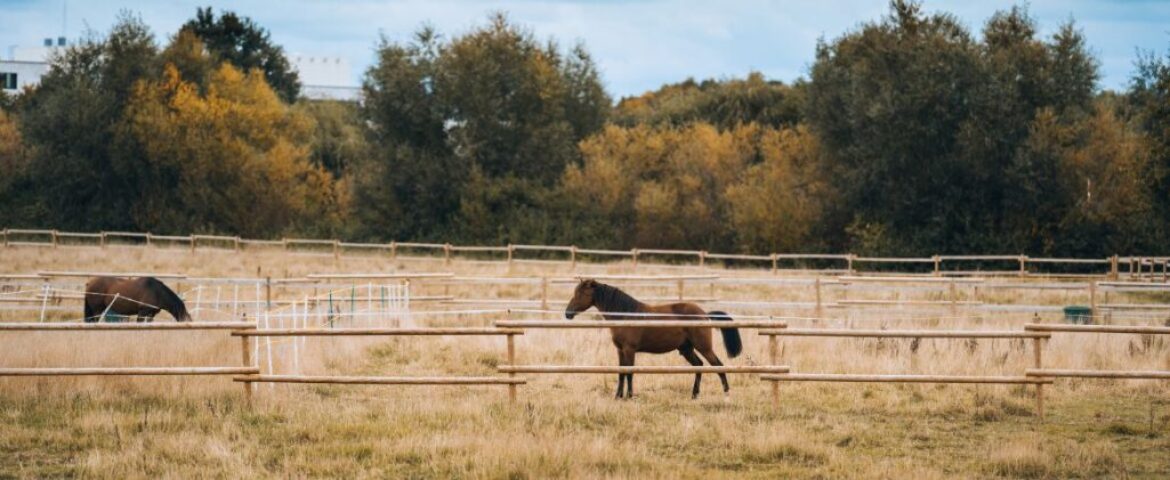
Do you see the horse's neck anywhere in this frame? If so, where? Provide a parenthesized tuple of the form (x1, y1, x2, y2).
(594, 289, 644, 320)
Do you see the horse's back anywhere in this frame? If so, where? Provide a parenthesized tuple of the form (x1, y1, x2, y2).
(85, 276, 121, 294)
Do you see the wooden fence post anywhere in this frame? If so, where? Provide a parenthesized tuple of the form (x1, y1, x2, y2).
(570, 246, 578, 271)
(1034, 340, 1047, 413)
(949, 280, 958, 317)
(189, 235, 195, 253)
(541, 277, 549, 311)
(265, 277, 272, 311)
(51, 230, 58, 248)
(1018, 255, 1027, 277)
(631, 249, 639, 269)
(506, 244, 514, 269)
(814, 278, 823, 320)
(932, 255, 940, 277)
(1089, 282, 1097, 322)
(333, 240, 341, 261)
(698, 251, 707, 268)
(1, 228, 7, 247)
(1109, 255, 1119, 280)
(390, 241, 398, 261)
(145, 233, 153, 248)
(444, 244, 452, 265)
(847, 254, 855, 274)
(234, 236, 241, 252)
(241, 331, 254, 403)
(770, 254, 778, 275)
(507, 333, 517, 403)
(769, 334, 779, 407)
(677, 279, 685, 301)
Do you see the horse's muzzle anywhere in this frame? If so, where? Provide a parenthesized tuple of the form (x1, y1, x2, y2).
(564, 310, 577, 320)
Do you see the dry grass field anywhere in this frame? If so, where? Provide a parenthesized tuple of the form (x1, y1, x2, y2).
(1, 245, 1169, 478)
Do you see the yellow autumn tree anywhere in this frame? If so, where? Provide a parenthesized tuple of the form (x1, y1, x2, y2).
(563, 122, 755, 249)
(725, 126, 830, 253)
(0, 109, 23, 178)
(123, 62, 345, 237)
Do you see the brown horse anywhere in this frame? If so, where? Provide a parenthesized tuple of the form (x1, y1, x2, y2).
(564, 279, 742, 399)
(83, 277, 191, 323)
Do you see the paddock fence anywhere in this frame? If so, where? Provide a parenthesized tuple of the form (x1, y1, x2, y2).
(0, 321, 259, 399)
(492, 318, 791, 401)
(231, 327, 527, 401)
(6, 270, 1170, 328)
(1024, 323, 1170, 382)
(7, 227, 1168, 279)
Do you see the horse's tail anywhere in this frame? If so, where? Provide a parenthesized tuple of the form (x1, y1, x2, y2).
(708, 310, 742, 358)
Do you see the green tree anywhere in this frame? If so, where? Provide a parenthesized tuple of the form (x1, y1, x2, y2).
(614, 72, 802, 130)
(14, 12, 159, 231)
(805, 1, 1100, 254)
(296, 99, 367, 178)
(357, 14, 610, 243)
(181, 7, 301, 103)
(1130, 44, 1170, 240)
(355, 28, 461, 240)
(806, 1, 983, 253)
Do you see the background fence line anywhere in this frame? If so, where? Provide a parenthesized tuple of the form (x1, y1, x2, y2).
(8, 227, 1170, 279)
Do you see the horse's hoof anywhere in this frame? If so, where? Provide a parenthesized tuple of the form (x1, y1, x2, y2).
(723, 392, 731, 403)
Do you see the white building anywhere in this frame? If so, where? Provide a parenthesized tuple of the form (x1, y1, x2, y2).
(291, 54, 360, 102)
(3, 38, 361, 102)
(1, 38, 63, 94)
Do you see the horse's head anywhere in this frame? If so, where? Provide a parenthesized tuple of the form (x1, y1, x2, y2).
(565, 279, 598, 319)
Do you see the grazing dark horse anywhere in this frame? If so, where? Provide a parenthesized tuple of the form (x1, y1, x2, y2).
(564, 279, 742, 399)
(84, 277, 191, 323)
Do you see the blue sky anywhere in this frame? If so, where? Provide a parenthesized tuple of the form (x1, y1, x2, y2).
(2, 0, 1169, 98)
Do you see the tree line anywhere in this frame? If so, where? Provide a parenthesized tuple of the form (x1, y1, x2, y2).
(2, 1, 1170, 256)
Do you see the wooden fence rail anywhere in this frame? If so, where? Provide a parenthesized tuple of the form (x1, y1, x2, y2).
(0, 322, 253, 331)
(761, 327, 1051, 417)
(3, 227, 1139, 278)
(234, 375, 526, 385)
(232, 326, 525, 401)
(1025, 369, 1170, 380)
(0, 367, 259, 376)
(1023, 323, 1170, 384)
(496, 320, 788, 329)
(497, 366, 789, 374)
(759, 328, 1048, 339)
(492, 318, 790, 400)
(760, 374, 1053, 384)
(0, 321, 259, 400)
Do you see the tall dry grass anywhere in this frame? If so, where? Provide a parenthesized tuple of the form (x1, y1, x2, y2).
(1, 245, 1169, 477)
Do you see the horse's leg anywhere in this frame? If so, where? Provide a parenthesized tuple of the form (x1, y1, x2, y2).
(696, 346, 731, 398)
(618, 347, 636, 399)
(614, 349, 626, 399)
(678, 344, 705, 399)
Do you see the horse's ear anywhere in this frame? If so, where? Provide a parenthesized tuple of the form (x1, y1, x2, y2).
(584, 279, 597, 287)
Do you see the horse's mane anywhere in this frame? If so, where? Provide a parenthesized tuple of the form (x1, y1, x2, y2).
(145, 277, 188, 319)
(592, 282, 643, 314)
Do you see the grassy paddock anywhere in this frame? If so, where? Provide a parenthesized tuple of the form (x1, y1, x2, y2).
(1, 246, 1169, 477)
